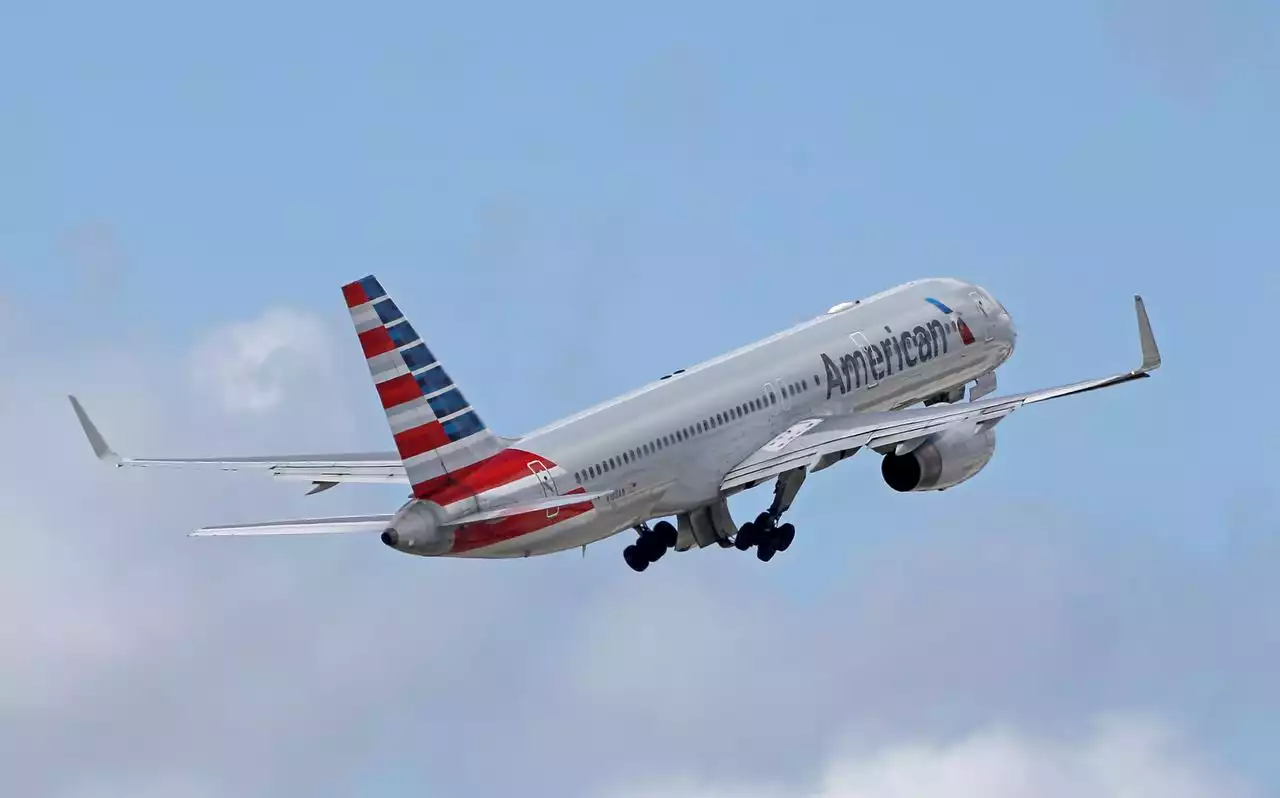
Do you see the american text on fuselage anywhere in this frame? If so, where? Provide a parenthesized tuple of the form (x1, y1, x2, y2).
(821, 311, 970, 399)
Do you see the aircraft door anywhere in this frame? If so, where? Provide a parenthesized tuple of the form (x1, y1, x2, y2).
(527, 460, 560, 518)
(969, 291, 995, 342)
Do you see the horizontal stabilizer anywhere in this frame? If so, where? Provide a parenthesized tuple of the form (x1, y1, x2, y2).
(190, 515, 394, 537)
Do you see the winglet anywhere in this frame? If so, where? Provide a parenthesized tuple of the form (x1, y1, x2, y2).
(1134, 295, 1161, 373)
(68, 395, 122, 466)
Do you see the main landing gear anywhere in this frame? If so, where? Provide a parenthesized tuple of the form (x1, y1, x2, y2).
(734, 513, 796, 562)
(734, 467, 806, 562)
(623, 520, 678, 573)
(622, 469, 810, 572)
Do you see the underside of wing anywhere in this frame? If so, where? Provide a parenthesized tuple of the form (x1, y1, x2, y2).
(722, 294, 1162, 492)
(191, 515, 395, 536)
(69, 396, 410, 487)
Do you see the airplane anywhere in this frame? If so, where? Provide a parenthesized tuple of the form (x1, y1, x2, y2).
(70, 274, 1161, 572)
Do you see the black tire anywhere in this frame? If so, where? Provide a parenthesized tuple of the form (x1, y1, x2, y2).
(775, 523, 796, 552)
(637, 534, 665, 562)
(735, 522, 756, 550)
(755, 512, 774, 529)
(653, 520, 678, 549)
(757, 542, 777, 562)
(623, 545, 649, 572)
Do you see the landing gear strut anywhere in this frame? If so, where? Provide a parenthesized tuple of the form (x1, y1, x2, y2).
(623, 520, 678, 572)
(734, 468, 805, 562)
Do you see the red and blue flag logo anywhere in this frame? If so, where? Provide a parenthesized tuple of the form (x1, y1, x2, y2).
(925, 297, 976, 345)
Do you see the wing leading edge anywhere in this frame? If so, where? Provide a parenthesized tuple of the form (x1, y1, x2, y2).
(68, 396, 409, 487)
(722, 294, 1162, 492)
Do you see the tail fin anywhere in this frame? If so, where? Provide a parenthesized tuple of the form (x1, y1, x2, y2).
(342, 275, 505, 499)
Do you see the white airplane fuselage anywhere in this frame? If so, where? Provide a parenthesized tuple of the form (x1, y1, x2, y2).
(426, 277, 1016, 558)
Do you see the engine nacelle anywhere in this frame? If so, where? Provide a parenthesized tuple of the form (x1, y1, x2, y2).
(880, 424, 996, 492)
(380, 499, 453, 556)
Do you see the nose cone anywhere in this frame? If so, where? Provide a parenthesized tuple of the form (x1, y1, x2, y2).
(997, 305, 1016, 357)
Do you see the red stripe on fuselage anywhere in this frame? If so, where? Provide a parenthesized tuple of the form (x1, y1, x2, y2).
(450, 489, 594, 554)
(377, 373, 422, 409)
(411, 448, 553, 504)
(358, 326, 397, 358)
(343, 282, 370, 308)
(395, 421, 450, 459)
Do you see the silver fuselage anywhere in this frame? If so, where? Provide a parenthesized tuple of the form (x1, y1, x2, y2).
(454, 277, 1015, 557)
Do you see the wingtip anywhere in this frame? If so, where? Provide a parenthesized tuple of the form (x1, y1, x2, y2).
(1133, 295, 1161, 373)
(68, 395, 122, 466)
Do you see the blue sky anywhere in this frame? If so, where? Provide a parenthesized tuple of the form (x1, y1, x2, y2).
(2, 2, 1278, 796)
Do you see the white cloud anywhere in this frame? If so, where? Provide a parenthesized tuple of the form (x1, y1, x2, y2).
(189, 307, 333, 413)
(609, 716, 1257, 798)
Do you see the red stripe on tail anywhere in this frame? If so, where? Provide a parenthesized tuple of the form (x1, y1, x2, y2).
(395, 421, 450, 459)
(343, 282, 370, 308)
(358, 326, 397, 358)
(377, 374, 421, 409)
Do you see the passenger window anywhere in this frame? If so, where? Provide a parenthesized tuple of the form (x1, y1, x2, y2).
(802, 379, 809, 390)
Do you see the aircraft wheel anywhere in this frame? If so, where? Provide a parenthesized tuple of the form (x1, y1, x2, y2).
(775, 523, 795, 552)
(637, 534, 666, 562)
(623, 545, 649, 572)
(735, 522, 756, 550)
(755, 512, 774, 529)
(757, 542, 777, 562)
(652, 520, 678, 549)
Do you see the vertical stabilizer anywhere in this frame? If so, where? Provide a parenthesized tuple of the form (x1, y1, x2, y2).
(342, 275, 504, 500)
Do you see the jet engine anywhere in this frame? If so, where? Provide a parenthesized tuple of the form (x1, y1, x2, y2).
(880, 424, 996, 492)
(380, 499, 453, 555)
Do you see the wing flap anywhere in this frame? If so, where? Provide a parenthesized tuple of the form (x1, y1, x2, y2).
(721, 294, 1160, 492)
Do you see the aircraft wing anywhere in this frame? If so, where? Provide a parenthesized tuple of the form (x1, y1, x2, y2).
(69, 396, 409, 490)
(721, 295, 1161, 492)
